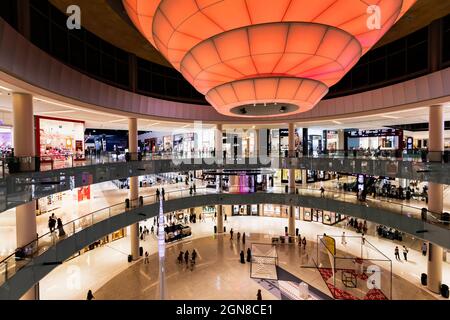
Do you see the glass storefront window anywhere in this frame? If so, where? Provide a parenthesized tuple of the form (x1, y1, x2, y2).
(37, 116, 85, 160)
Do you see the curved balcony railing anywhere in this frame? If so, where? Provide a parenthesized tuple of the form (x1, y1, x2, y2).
(1, 149, 449, 178)
(1, 154, 450, 215)
(1, 184, 449, 293)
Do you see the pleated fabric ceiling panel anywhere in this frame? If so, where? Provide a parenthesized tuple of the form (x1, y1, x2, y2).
(124, 0, 416, 118)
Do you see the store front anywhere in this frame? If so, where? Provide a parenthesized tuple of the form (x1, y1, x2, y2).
(163, 135, 173, 153)
(36, 116, 85, 161)
(0, 126, 12, 156)
(303, 208, 345, 225)
(345, 129, 403, 151)
(173, 132, 196, 157)
(232, 204, 259, 216)
(324, 130, 339, 152)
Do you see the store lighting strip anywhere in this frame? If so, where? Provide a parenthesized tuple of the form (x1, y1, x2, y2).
(0, 85, 12, 92)
(381, 115, 400, 119)
(38, 110, 76, 115)
(33, 97, 124, 118)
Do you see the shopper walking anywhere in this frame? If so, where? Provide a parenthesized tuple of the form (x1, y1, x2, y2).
(177, 251, 184, 264)
(184, 250, 189, 264)
(87, 290, 95, 300)
(57, 218, 66, 237)
(161, 188, 165, 201)
(256, 289, 262, 300)
(402, 246, 409, 261)
(320, 186, 325, 197)
(394, 246, 401, 261)
(191, 249, 197, 265)
(240, 250, 245, 264)
(246, 248, 252, 262)
(230, 228, 234, 240)
(421, 242, 427, 256)
(361, 233, 366, 245)
(237, 232, 241, 242)
(48, 215, 56, 233)
(302, 237, 307, 250)
(144, 251, 149, 264)
(193, 183, 196, 193)
(341, 232, 347, 245)
(156, 188, 160, 201)
(242, 232, 246, 244)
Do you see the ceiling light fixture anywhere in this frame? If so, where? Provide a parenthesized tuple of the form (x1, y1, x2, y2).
(124, 0, 415, 118)
(332, 120, 342, 125)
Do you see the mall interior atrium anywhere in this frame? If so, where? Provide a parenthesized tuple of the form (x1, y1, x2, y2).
(0, 0, 450, 304)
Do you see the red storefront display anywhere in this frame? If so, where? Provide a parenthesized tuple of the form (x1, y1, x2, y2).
(77, 186, 91, 201)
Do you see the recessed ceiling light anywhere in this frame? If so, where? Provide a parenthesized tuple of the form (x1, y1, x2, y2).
(332, 120, 342, 124)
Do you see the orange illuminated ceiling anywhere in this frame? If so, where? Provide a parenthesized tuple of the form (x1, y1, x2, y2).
(124, 0, 416, 118)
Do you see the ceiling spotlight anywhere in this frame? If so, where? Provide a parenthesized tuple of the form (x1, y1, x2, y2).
(253, 103, 256, 107)
(264, 102, 266, 107)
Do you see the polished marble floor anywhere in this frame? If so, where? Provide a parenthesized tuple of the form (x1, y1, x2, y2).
(0, 174, 449, 299)
(38, 215, 449, 300)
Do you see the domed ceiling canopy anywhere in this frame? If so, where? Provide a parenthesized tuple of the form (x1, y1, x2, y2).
(124, 0, 416, 118)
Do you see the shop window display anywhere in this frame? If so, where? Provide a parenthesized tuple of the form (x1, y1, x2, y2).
(0, 127, 12, 156)
(36, 116, 85, 161)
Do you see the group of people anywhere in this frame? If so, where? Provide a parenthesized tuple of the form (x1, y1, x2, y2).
(48, 213, 66, 237)
(155, 188, 166, 201)
(239, 248, 252, 264)
(297, 235, 307, 250)
(229, 228, 246, 245)
(347, 218, 368, 234)
(394, 245, 409, 261)
(177, 249, 197, 269)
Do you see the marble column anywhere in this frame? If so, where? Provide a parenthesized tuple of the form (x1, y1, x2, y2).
(13, 93, 38, 300)
(288, 206, 295, 237)
(128, 118, 139, 260)
(427, 105, 444, 293)
(288, 123, 295, 193)
(216, 205, 223, 233)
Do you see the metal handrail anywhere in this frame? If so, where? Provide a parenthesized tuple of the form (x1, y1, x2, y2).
(1, 149, 449, 178)
(1, 184, 448, 286)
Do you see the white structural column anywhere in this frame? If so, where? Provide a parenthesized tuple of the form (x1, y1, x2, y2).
(128, 118, 140, 260)
(13, 93, 38, 300)
(14, 93, 38, 300)
(216, 124, 223, 160)
(288, 123, 296, 194)
(337, 129, 345, 151)
(288, 206, 295, 237)
(301, 170, 307, 186)
(427, 105, 444, 293)
(288, 123, 296, 237)
(254, 128, 259, 157)
(216, 205, 223, 233)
